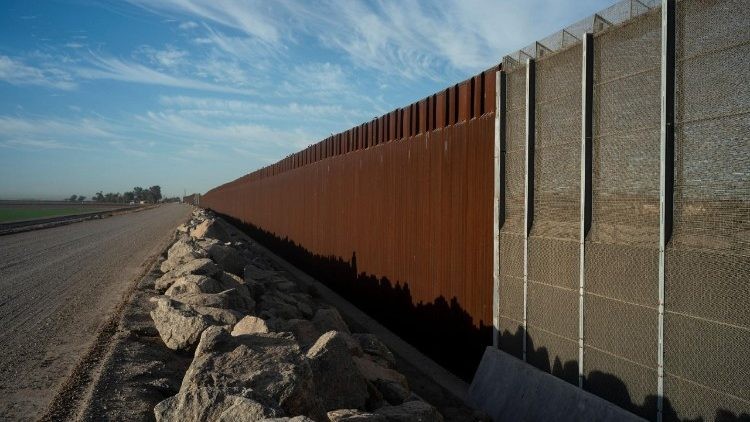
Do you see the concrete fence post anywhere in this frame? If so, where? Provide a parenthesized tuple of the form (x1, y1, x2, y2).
(658, 0, 675, 421)
(523, 58, 536, 361)
(493, 69, 506, 349)
(579, 32, 594, 389)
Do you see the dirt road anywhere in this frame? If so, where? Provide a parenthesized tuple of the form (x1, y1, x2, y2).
(0, 203, 191, 421)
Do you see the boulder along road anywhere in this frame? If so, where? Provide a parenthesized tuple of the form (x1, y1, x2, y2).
(0, 203, 191, 421)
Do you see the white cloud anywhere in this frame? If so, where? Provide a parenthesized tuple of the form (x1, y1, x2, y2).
(127, 0, 611, 80)
(195, 25, 279, 67)
(0, 115, 117, 139)
(0, 55, 77, 90)
(74, 52, 256, 96)
(0, 139, 80, 150)
(127, 0, 281, 44)
(152, 46, 188, 67)
(158, 94, 367, 122)
(178, 20, 199, 30)
(136, 110, 311, 151)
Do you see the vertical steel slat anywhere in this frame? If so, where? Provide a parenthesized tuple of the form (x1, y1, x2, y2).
(658, 0, 675, 421)
(579, 32, 594, 389)
(523, 58, 535, 361)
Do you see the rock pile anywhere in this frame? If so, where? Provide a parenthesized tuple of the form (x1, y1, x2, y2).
(151, 209, 444, 422)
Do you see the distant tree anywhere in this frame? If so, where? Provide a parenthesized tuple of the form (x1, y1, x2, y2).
(68, 194, 78, 202)
(123, 191, 135, 203)
(148, 185, 162, 203)
(133, 187, 144, 202)
(77, 195, 86, 202)
(93, 191, 104, 202)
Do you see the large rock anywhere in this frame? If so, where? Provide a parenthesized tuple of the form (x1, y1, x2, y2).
(259, 417, 315, 422)
(258, 293, 304, 321)
(165, 274, 222, 296)
(306, 331, 369, 411)
(182, 327, 326, 420)
(280, 319, 321, 350)
(191, 219, 231, 242)
(172, 258, 221, 278)
(160, 239, 208, 273)
(372, 380, 410, 405)
(154, 387, 279, 421)
(327, 409, 386, 421)
(155, 258, 221, 292)
(207, 243, 246, 276)
(193, 305, 243, 326)
(312, 308, 350, 334)
(374, 401, 443, 422)
(174, 288, 255, 315)
(353, 357, 408, 390)
(149, 297, 216, 351)
(353, 334, 396, 369)
(244, 263, 279, 283)
(232, 316, 271, 336)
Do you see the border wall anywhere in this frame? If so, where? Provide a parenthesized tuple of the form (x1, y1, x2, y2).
(202, 1, 749, 420)
(203, 67, 498, 380)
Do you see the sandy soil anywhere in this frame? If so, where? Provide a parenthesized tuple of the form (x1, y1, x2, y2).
(0, 203, 191, 421)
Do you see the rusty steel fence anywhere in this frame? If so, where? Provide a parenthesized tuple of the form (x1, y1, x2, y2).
(202, 0, 748, 420)
(203, 67, 498, 380)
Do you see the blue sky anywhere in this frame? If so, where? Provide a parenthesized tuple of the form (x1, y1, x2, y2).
(0, 0, 612, 199)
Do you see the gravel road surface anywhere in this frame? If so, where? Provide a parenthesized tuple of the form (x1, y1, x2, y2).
(0, 203, 191, 421)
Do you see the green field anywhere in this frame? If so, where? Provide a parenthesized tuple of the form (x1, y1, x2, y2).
(0, 207, 96, 223)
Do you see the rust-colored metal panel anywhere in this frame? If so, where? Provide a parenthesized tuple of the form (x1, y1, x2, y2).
(376, 116, 383, 145)
(459, 80, 471, 122)
(436, 91, 446, 128)
(418, 99, 427, 134)
(473, 75, 482, 118)
(201, 114, 495, 350)
(449, 86, 456, 125)
(402, 107, 410, 139)
(358, 123, 367, 149)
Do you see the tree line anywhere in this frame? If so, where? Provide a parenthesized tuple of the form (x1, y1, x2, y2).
(66, 186, 164, 204)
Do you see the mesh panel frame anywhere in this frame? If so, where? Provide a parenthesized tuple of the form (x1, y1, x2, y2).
(584, 9, 661, 416)
(498, 65, 528, 359)
(526, 43, 583, 379)
(664, 0, 750, 420)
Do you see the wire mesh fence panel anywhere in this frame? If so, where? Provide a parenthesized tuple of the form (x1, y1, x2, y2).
(497, 64, 527, 357)
(526, 42, 583, 384)
(665, 1, 750, 420)
(584, 8, 661, 420)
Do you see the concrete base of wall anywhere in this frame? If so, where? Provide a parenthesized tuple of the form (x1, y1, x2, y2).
(468, 347, 646, 422)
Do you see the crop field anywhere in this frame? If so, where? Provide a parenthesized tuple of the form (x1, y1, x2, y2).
(0, 201, 130, 223)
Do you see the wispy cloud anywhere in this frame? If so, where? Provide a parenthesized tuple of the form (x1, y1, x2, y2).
(0, 115, 117, 139)
(127, 0, 282, 43)
(178, 20, 199, 30)
(127, 0, 605, 80)
(148, 45, 189, 68)
(135, 110, 312, 152)
(0, 138, 82, 150)
(0, 55, 77, 90)
(159, 94, 368, 123)
(74, 52, 257, 95)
